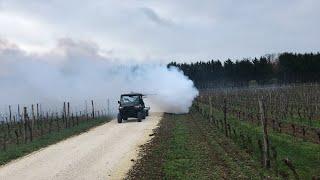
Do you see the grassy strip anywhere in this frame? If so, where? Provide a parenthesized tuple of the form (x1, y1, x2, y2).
(190, 112, 277, 179)
(127, 113, 274, 179)
(0, 117, 110, 165)
(199, 104, 320, 179)
(127, 114, 221, 179)
(163, 114, 222, 179)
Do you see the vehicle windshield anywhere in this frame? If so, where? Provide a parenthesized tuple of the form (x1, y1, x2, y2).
(120, 95, 140, 105)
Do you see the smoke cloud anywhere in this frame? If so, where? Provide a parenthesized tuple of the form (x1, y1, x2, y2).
(0, 38, 198, 115)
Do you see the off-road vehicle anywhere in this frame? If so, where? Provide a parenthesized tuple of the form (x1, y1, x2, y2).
(117, 93, 150, 123)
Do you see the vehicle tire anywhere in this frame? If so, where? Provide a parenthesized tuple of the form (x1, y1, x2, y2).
(146, 110, 149, 116)
(117, 113, 122, 123)
(142, 111, 146, 119)
(137, 112, 143, 122)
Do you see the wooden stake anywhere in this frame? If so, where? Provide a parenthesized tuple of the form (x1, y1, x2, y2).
(9, 105, 12, 122)
(91, 100, 95, 119)
(259, 99, 270, 168)
(14, 130, 19, 145)
(76, 112, 79, 126)
(107, 99, 110, 116)
(223, 98, 228, 137)
(209, 96, 212, 123)
(23, 107, 28, 143)
(56, 112, 60, 132)
(67, 102, 70, 128)
(18, 104, 21, 121)
(36, 104, 39, 120)
(63, 102, 67, 128)
(31, 104, 35, 130)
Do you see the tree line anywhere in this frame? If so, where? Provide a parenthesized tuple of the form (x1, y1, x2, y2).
(168, 52, 320, 88)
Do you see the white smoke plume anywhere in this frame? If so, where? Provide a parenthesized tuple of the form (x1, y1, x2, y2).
(0, 38, 198, 116)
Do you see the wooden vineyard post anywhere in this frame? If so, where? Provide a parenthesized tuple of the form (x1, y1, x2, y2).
(85, 100, 88, 115)
(71, 113, 74, 127)
(223, 98, 228, 137)
(5, 118, 9, 138)
(18, 104, 21, 121)
(45, 112, 49, 134)
(18, 120, 22, 137)
(91, 100, 95, 119)
(9, 105, 12, 122)
(302, 126, 306, 138)
(31, 104, 35, 131)
(36, 104, 39, 120)
(36, 104, 39, 130)
(258, 99, 270, 168)
(56, 113, 60, 132)
(209, 96, 213, 123)
(23, 107, 28, 143)
(107, 99, 110, 117)
(67, 102, 70, 128)
(8, 106, 12, 136)
(49, 113, 53, 133)
(63, 102, 67, 128)
(76, 112, 79, 126)
(14, 130, 19, 145)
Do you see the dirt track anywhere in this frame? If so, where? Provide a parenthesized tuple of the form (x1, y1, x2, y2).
(0, 113, 162, 180)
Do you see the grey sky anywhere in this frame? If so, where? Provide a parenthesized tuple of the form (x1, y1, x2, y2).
(0, 0, 319, 62)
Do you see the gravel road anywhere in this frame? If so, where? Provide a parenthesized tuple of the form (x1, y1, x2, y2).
(0, 113, 162, 180)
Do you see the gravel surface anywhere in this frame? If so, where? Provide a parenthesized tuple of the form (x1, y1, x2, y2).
(0, 113, 162, 180)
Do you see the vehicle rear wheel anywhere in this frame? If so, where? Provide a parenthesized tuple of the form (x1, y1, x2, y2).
(137, 112, 143, 122)
(117, 113, 122, 123)
(142, 111, 146, 119)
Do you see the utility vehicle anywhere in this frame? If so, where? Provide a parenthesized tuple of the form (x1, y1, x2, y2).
(117, 93, 150, 123)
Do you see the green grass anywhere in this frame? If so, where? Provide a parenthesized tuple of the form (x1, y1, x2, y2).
(231, 104, 320, 128)
(163, 119, 195, 179)
(163, 114, 274, 179)
(127, 113, 276, 179)
(0, 117, 110, 165)
(231, 117, 320, 179)
(163, 116, 219, 180)
(198, 103, 320, 179)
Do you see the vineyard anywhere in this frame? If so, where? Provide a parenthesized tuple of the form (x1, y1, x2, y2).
(0, 100, 111, 164)
(195, 84, 320, 179)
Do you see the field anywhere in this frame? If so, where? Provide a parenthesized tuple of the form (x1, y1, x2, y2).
(127, 84, 320, 180)
(197, 84, 320, 179)
(0, 101, 111, 164)
(0, 84, 319, 179)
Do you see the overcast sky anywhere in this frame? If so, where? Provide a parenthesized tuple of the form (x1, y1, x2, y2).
(0, 0, 319, 62)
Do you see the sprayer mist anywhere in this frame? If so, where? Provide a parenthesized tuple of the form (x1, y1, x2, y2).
(0, 38, 199, 116)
